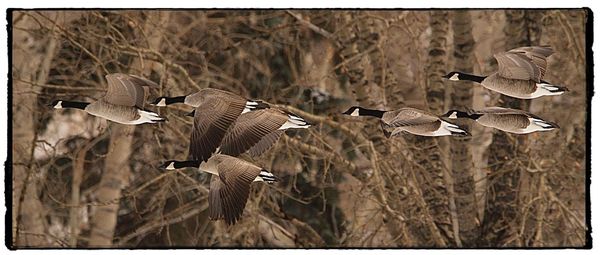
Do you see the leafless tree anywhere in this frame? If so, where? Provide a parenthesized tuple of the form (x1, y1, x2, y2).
(9, 9, 588, 248)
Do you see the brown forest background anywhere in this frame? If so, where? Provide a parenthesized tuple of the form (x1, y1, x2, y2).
(10, 10, 588, 248)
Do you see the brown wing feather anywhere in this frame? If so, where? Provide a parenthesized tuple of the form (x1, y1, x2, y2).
(476, 107, 545, 120)
(215, 156, 262, 225)
(478, 113, 531, 130)
(104, 73, 157, 108)
(508, 46, 554, 79)
(382, 108, 439, 127)
(185, 88, 246, 107)
(209, 176, 224, 220)
(494, 52, 541, 82)
(246, 130, 284, 157)
(219, 109, 288, 157)
(188, 98, 245, 161)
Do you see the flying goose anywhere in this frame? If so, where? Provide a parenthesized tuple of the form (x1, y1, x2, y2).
(342, 106, 470, 137)
(185, 107, 310, 160)
(149, 88, 268, 161)
(150, 88, 269, 113)
(217, 108, 311, 156)
(442, 107, 559, 134)
(159, 154, 280, 225)
(51, 73, 165, 125)
(443, 46, 568, 99)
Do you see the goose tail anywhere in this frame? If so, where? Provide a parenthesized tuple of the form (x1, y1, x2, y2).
(532, 118, 560, 130)
(258, 169, 281, 183)
(279, 113, 311, 130)
(243, 100, 271, 113)
(443, 121, 471, 137)
(538, 81, 569, 93)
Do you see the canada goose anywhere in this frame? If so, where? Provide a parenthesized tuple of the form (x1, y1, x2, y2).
(159, 154, 279, 225)
(149, 88, 268, 161)
(442, 107, 559, 134)
(150, 88, 269, 114)
(217, 108, 311, 156)
(443, 46, 568, 99)
(50, 73, 165, 125)
(342, 106, 470, 137)
(185, 107, 310, 160)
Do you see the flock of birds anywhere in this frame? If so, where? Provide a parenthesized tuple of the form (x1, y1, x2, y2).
(50, 46, 567, 226)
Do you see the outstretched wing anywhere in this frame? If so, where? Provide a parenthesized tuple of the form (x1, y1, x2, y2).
(188, 96, 246, 162)
(508, 46, 554, 79)
(104, 73, 158, 108)
(213, 156, 262, 225)
(219, 109, 288, 157)
(246, 130, 284, 157)
(495, 46, 553, 82)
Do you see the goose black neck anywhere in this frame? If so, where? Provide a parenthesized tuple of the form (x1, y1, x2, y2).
(360, 108, 386, 118)
(174, 160, 200, 168)
(62, 101, 89, 110)
(166, 96, 187, 105)
(457, 111, 483, 120)
(459, 72, 486, 83)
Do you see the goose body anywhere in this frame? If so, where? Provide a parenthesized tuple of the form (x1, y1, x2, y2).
(160, 154, 279, 225)
(443, 46, 568, 99)
(51, 73, 165, 125)
(343, 106, 470, 137)
(442, 107, 559, 134)
(150, 88, 269, 114)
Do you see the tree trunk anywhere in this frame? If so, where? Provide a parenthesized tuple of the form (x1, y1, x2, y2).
(426, 11, 449, 115)
(481, 10, 542, 247)
(449, 11, 479, 246)
(422, 11, 457, 247)
(87, 12, 170, 247)
(12, 11, 72, 247)
(336, 12, 405, 245)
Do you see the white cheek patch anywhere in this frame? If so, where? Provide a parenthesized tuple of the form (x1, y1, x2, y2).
(450, 73, 460, 81)
(156, 98, 167, 107)
(350, 108, 360, 116)
(166, 162, 175, 170)
(54, 101, 63, 109)
(449, 112, 458, 119)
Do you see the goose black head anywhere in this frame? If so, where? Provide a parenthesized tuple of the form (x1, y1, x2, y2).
(157, 160, 177, 170)
(442, 71, 462, 81)
(441, 110, 462, 119)
(50, 100, 63, 109)
(150, 97, 168, 107)
(342, 106, 362, 116)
